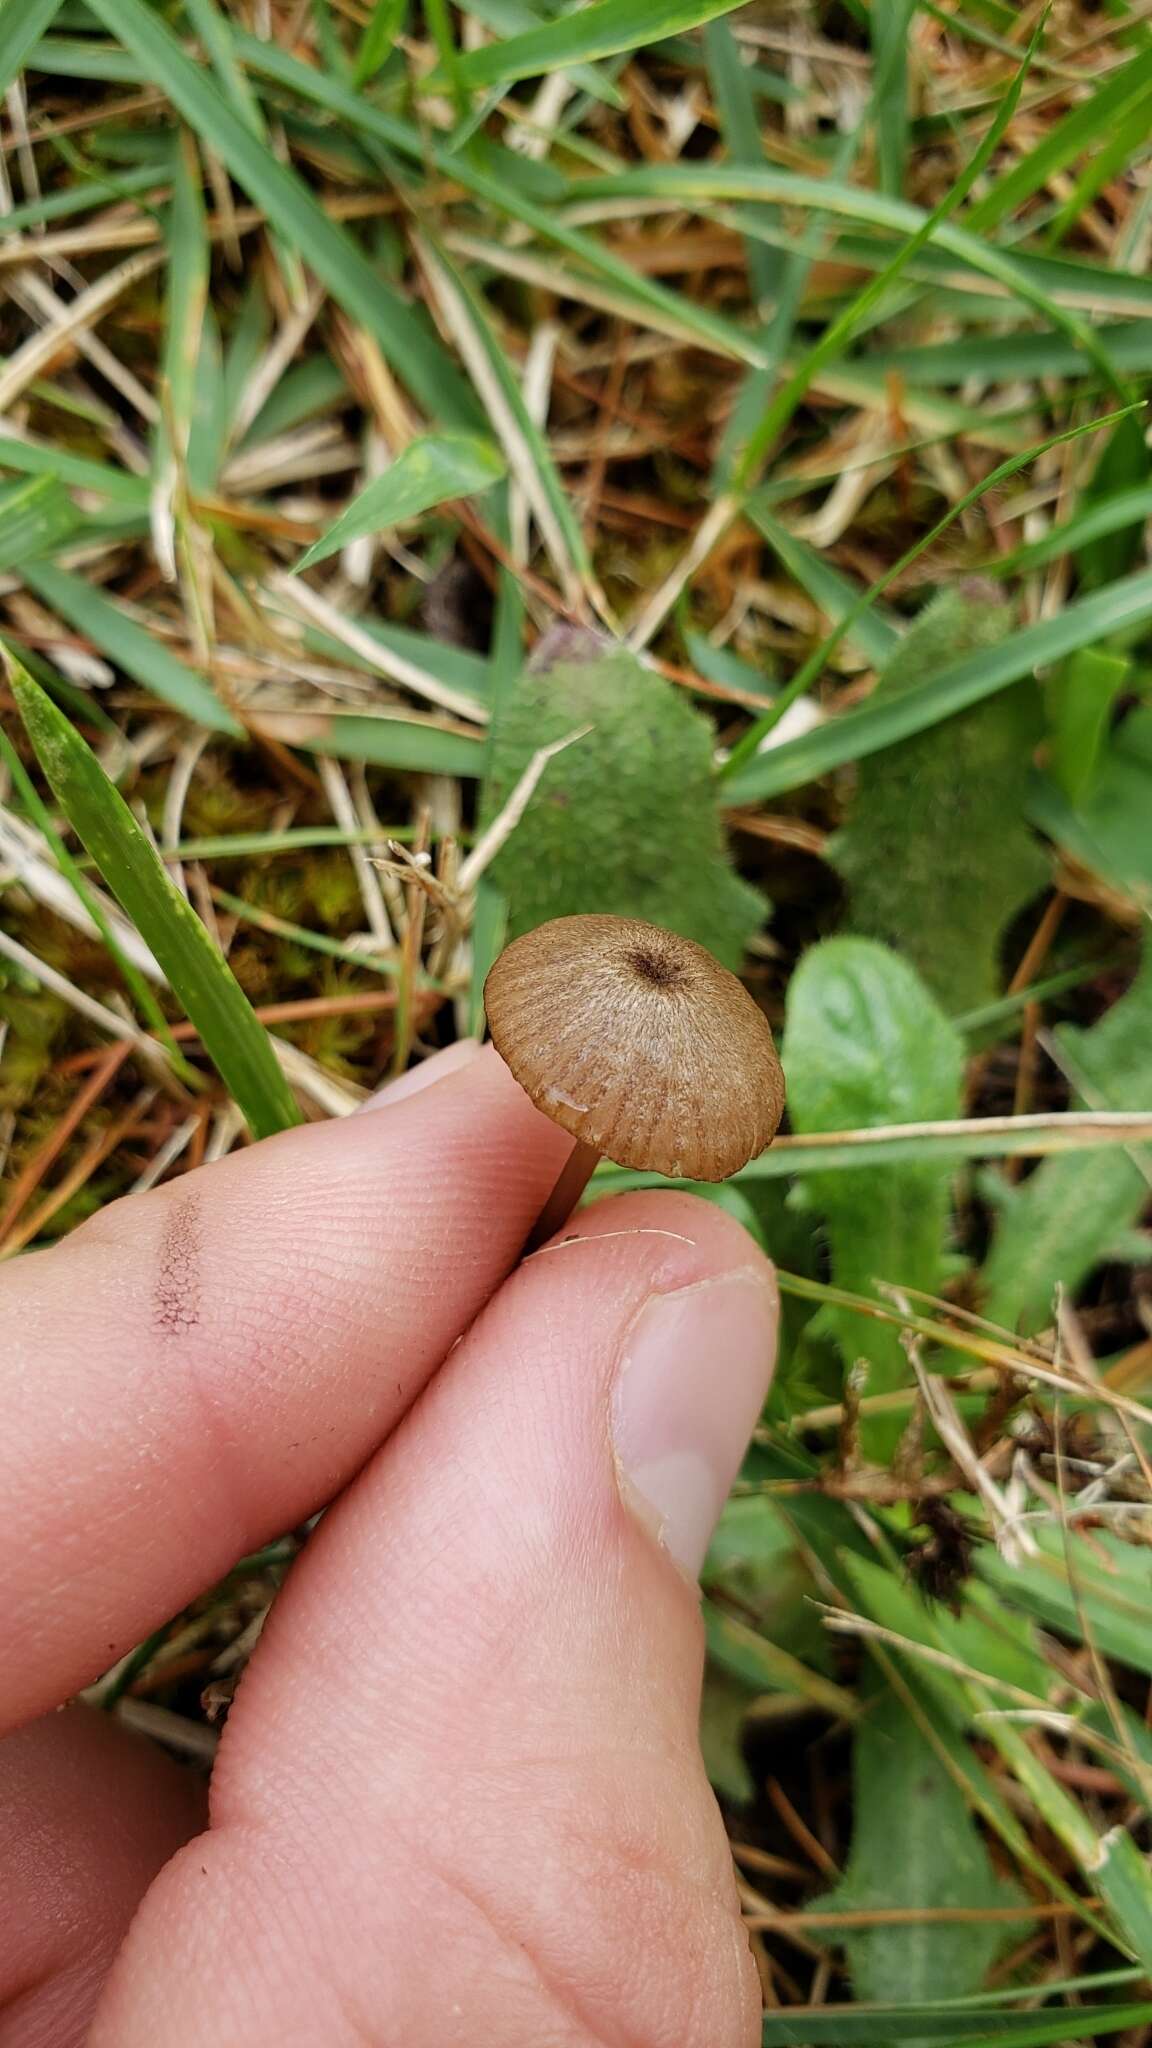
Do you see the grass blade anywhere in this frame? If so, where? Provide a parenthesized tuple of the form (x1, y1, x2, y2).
(0, 0, 64, 99)
(4, 647, 300, 1139)
(726, 403, 1142, 770)
(448, 0, 746, 89)
(294, 433, 506, 572)
(0, 476, 77, 570)
(760, 2002, 1152, 2045)
(21, 561, 241, 733)
(723, 565, 1152, 804)
(84, 0, 477, 426)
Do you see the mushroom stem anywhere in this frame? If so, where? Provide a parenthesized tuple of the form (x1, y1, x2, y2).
(524, 1139, 601, 1254)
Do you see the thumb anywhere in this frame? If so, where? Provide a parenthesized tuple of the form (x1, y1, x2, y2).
(94, 1192, 775, 2048)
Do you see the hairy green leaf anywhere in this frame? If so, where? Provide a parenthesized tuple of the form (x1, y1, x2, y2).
(830, 585, 1046, 1016)
(485, 634, 763, 966)
(811, 1688, 1021, 2035)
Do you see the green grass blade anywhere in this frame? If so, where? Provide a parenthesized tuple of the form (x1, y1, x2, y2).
(726, 403, 1142, 771)
(760, 2002, 1152, 2045)
(83, 0, 477, 426)
(294, 434, 506, 573)
(0, 0, 65, 98)
(0, 725, 194, 1074)
(702, 19, 777, 307)
(870, 0, 914, 196)
(414, 238, 595, 607)
(236, 35, 770, 371)
(0, 434, 149, 508)
(353, 0, 407, 84)
(0, 476, 77, 570)
(286, 714, 485, 778)
(573, 163, 1129, 398)
(21, 561, 241, 733)
(980, 482, 1152, 580)
(4, 648, 300, 1138)
(747, 512, 900, 666)
(723, 564, 1152, 804)
(733, 19, 1087, 481)
(448, 0, 745, 89)
(964, 43, 1152, 234)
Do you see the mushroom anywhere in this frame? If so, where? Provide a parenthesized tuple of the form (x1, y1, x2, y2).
(483, 914, 785, 1249)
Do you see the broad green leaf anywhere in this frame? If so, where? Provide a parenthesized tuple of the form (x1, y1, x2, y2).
(0, 0, 64, 99)
(21, 561, 240, 733)
(5, 650, 300, 1140)
(294, 434, 506, 573)
(484, 636, 763, 967)
(1046, 648, 1130, 805)
(83, 0, 476, 425)
(830, 586, 1046, 1016)
(810, 1689, 1022, 2035)
(723, 565, 1152, 804)
(0, 476, 76, 570)
(983, 939, 1152, 1332)
(448, 0, 745, 89)
(782, 940, 963, 1405)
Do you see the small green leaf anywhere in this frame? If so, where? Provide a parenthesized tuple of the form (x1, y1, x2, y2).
(830, 585, 1046, 1016)
(5, 648, 300, 1141)
(484, 637, 764, 967)
(294, 434, 506, 573)
(810, 1688, 1023, 2034)
(782, 940, 963, 1405)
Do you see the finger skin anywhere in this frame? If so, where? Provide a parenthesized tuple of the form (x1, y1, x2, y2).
(0, 1706, 204, 2048)
(92, 1193, 775, 2048)
(0, 1049, 571, 1734)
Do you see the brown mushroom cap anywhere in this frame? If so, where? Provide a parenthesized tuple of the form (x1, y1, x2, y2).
(484, 914, 785, 1179)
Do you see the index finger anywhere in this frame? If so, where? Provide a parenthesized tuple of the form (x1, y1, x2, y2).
(0, 1045, 571, 1734)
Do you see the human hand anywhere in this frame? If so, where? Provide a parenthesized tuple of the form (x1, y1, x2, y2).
(0, 1042, 777, 2047)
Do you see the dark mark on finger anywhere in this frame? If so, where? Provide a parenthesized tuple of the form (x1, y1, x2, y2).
(153, 1191, 202, 1336)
